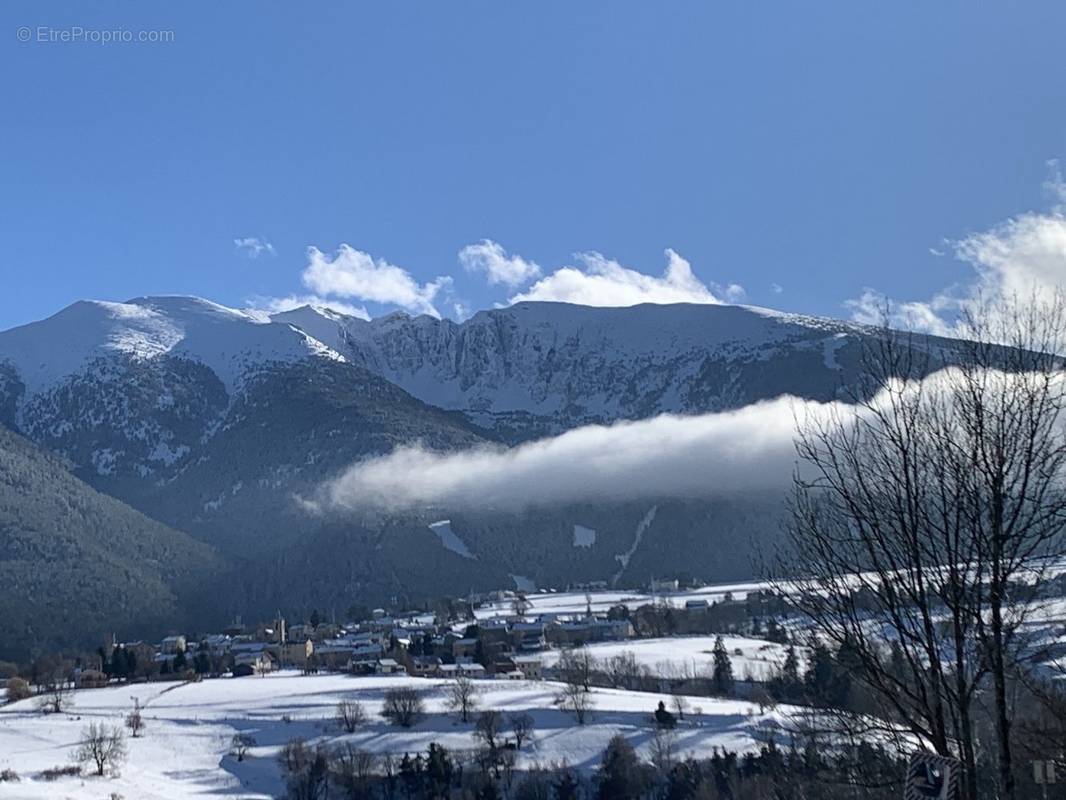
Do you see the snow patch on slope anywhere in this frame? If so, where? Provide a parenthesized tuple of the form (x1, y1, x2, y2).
(612, 505, 658, 585)
(822, 333, 847, 370)
(573, 524, 597, 548)
(510, 573, 537, 592)
(428, 519, 476, 560)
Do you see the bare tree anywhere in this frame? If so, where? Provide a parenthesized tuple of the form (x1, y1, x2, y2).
(556, 647, 596, 693)
(508, 711, 535, 749)
(75, 723, 127, 776)
(381, 686, 424, 727)
(774, 296, 1066, 800)
(649, 726, 678, 774)
(124, 706, 145, 738)
(230, 733, 256, 762)
(336, 699, 367, 733)
(670, 694, 688, 721)
(36, 672, 71, 714)
(945, 298, 1066, 800)
(332, 744, 376, 798)
(446, 675, 479, 723)
(556, 680, 593, 724)
(604, 651, 646, 690)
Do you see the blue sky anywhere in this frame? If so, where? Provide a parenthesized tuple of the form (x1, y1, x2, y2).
(2, 2, 1066, 329)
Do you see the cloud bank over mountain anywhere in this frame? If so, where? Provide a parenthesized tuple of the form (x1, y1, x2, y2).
(315, 395, 822, 512)
(509, 248, 745, 307)
(258, 241, 745, 321)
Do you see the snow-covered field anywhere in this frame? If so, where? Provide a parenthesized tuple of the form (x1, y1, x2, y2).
(474, 582, 768, 621)
(0, 671, 795, 799)
(540, 635, 799, 681)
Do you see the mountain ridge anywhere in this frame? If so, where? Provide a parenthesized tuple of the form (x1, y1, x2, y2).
(0, 296, 957, 644)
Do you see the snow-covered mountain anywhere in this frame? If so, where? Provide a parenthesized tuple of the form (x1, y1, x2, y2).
(1, 295, 875, 451)
(0, 295, 342, 397)
(273, 301, 870, 438)
(0, 295, 950, 629)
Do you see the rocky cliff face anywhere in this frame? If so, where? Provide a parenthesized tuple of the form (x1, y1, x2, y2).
(277, 301, 874, 439)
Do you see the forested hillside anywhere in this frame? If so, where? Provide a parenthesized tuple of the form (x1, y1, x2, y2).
(0, 425, 222, 660)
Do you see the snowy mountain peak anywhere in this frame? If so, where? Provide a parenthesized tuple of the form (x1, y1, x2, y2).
(0, 295, 345, 397)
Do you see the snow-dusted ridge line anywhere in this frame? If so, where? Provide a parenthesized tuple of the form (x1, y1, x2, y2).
(0, 295, 346, 397)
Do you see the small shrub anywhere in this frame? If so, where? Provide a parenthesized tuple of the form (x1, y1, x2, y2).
(39, 765, 81, 781)
(0, 768, 19, 782)
(4, 677, 31, 704)
(381, 686, 424, 727)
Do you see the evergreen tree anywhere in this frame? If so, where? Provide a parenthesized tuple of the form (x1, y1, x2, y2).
(425, 743, 454, 799)
(771, 644, 801, 702)
(554, 768, 581, 800)
(122, 649, 137, 679)
(803, 640, 833, 706)
(711, 635, 734, 696)
(597, 734, 651, 800)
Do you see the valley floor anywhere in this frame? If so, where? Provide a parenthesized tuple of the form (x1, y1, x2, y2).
(0, 670, 795, 799)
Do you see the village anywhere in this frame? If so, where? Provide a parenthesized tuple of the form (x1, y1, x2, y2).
(63, 579, 792, 696)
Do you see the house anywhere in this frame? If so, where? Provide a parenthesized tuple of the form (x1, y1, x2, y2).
(275, 639, 314, 668)
(649, 578, 679, 593)
(200, 634, 232, 657)
(436, 663, 461, 679)
(74, 669, 109, 689)
(513, 622, 547, 652)
(375, 659, 407, 675)
(161, 635, 187, 655)
(408, 655, 442, 678)
(457, 662, 486, 678)
(233, 651, 275, 677)
(549, 617, 633, 646)
(344, 643, 387, 674)
(512, 655, 543, 681)
(452, 638, 478, 659)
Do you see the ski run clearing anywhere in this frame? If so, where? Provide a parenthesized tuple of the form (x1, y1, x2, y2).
(0, 671, 798, 799)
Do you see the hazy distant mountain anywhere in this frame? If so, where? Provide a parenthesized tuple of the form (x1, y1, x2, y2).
(0, 296, 955, 638)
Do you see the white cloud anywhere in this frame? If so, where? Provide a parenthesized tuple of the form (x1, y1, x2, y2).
(770, 283, 784, 294)
(510, 248, 743, 308)
(845, 288, 957, 337)
(301, 244, 451, 318)
(847, 163, 1066, 334)
(255, 294, 371, 321)
(311, 368, 1061, 514)
(234, 237, 276, 259)
(459, 239, 541, 287)
(314, 395, 822, 513)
